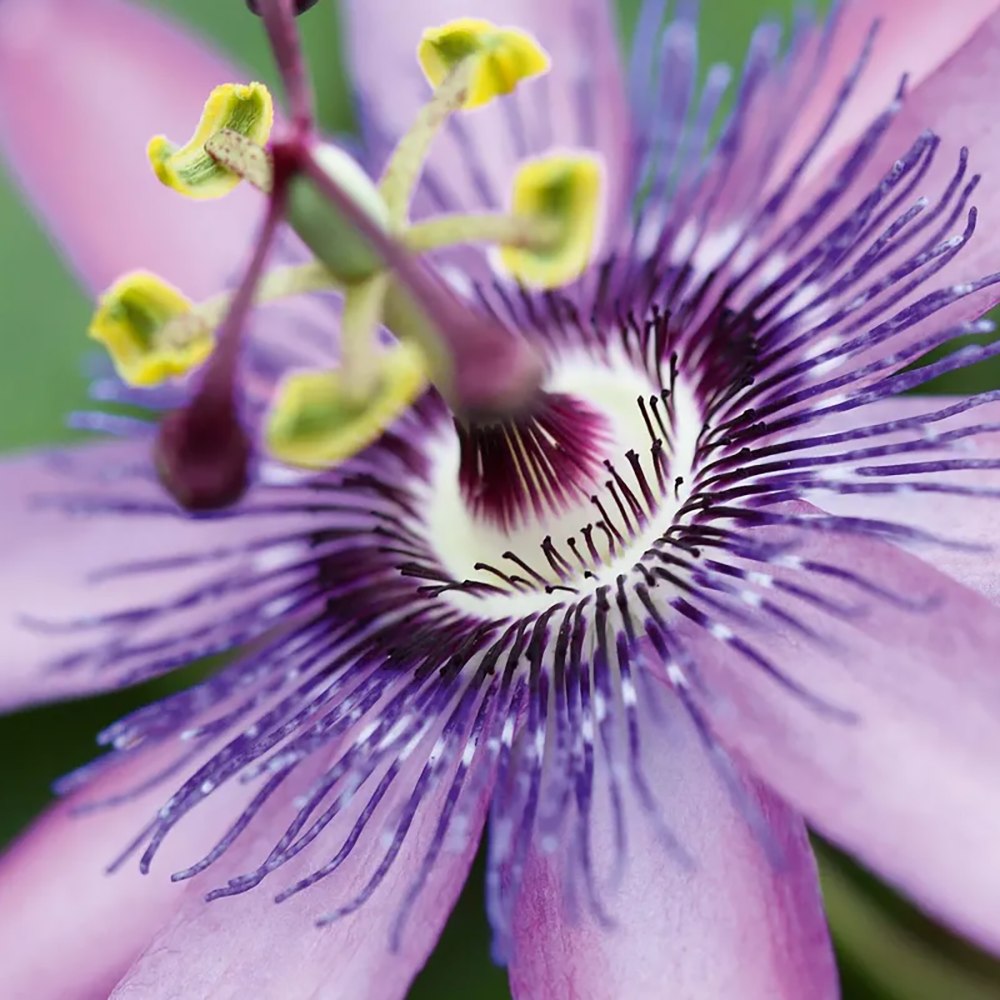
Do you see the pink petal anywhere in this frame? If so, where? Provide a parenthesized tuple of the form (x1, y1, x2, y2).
(0, 746, 232, 999)
(773, 8, 1000, 377)
(850, 8, 1000, 342)
(0, 0, 261, 297)
(1, 736, 490, 1000)
(107, 757, 490, 998)
(788, 0, 1000, 179)
(681, 519, 1000, 954)
(340, 0, 630, 235)
(508, 699, 837, 999)
(803, 395, 1000, 603)
(0, 442, 312, 712)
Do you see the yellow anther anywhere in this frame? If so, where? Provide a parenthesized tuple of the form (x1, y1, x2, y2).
(148, 82, 274, 200)
(499, 153, 603, 289)
(89, 272, 213, 386)
(418, 18, 550, 110)
(266, 342, 428, 469)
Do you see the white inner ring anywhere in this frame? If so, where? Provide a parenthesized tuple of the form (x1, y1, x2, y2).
(419, 344, 702, 618)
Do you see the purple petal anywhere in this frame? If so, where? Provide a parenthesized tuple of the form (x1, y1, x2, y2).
(0, 746, 224, 998)
(684, 521, 1000, 954)
(0, 737, 490, 1000)
(508, 699, 837, 999)
(806, 394, 1000, 603)
(856, 8, 1000, 343)
(0, 0, 262, 297)
(777, 7, 1000, 368)
(340, 0, 630, 236)
(106, 759, 489, 999)
(788, 0, 1000, 180)
(0, 442, 307, 711)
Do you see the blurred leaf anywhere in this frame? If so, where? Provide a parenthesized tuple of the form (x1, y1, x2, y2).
(817, 841, 1000, 1000)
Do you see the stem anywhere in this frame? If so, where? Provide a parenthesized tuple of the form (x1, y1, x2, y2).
(194, 261, 338, 329)
(258, 0, 314, 131)
(299, 146, 545, 421)
(404, 213, 559, 253)
(197, 184, 287, 401)
(378, 61, 473, 227)
(154, 183, 287, 511)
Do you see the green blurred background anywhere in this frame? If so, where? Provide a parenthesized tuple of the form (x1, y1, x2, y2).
(2, 2, 999, 997)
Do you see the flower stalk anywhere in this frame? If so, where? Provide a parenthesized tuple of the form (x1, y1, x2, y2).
(153, 173, 287, 510)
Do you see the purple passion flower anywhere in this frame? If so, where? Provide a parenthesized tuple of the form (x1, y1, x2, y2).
(2, 0, 1000, 997)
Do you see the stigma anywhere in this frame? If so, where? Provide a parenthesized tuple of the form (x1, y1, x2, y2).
(85, 16, 608, 512)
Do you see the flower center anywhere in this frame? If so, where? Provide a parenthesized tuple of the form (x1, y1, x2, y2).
(455, 392, 611, 532)
(87, 18, 612, 512)
(421, 343, 702, 616)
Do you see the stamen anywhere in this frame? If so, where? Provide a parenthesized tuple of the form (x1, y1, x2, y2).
(379, 55, 476, 228)
(148, 83, 274, 200)
(403, 212, 558, 254)
(265, 341, 427, 469)
(500, 154, 604, 288)
(88, 272, 212, 386)
(417, 19, 551, 111)
(402, 155, 604, 291)
(381, 19, 549, 226)
(192, 261, 339, 331)
(340, 273, 391, 401)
